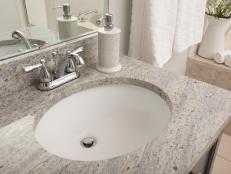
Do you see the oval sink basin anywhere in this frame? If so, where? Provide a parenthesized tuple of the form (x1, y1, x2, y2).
(35, 84, 171, 161)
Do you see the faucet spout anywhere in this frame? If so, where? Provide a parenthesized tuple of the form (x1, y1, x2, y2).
(12, 30, 33, 49)
(78, 10, 98, 22)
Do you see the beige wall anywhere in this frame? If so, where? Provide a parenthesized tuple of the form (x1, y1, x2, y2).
(164, 49, 189, 75)
(53, 0, 104, 14)
(0, 0, 22, 33)
(109, 0, 132, 55)
(25, 0, 48, 28)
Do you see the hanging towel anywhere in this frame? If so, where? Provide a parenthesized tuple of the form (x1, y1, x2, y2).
(129, 0, 178, 67)
(129, 0, 206, 67)
(173, 0, 207, 53)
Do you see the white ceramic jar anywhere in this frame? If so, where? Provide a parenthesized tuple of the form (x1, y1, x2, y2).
(198, 15, 231, 59)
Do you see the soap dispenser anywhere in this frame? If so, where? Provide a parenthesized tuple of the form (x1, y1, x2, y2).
(55, 4, 77, 40)
(97, 13, 121, 73)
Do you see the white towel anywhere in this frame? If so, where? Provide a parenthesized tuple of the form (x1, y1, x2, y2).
(225, 54, 231, 67)
(173, 0, 207, 53)
(129, 0, 206, 67)
(214, 51, 231, 64)
(129, 0, 178, 67)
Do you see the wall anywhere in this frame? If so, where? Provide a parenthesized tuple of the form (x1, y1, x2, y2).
(25, 0, 48, 28)
(109, 0, 132, 55)
(164, 49, 188, 74)
(0, 0, 22, 33)
(53, 0, 104, 13)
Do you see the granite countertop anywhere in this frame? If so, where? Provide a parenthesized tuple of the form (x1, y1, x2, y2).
(1, 57, 231, 174)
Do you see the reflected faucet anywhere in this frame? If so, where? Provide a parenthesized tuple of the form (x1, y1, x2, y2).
(12, 30, 33, 49)
(78, 10, 98, 22)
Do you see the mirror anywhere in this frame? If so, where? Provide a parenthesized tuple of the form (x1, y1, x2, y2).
(0, 0, 109, 61)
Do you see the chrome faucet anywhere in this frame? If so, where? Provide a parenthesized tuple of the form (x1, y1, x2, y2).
(23, 47, 85, 91)
(12, 30, 33, 49)
(78, 10, 98, 22)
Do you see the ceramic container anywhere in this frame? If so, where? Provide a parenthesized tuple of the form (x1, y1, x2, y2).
(198, 15, 231, 59)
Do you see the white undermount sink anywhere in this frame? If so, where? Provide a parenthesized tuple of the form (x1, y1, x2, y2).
(35, 84, 171, 161)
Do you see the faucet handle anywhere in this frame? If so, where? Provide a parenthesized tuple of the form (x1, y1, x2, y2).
(66, 52, 76, 73)
(65, 46, 85, 73)
(70, 47, 85, 67)
(75, 54, 85, 67)
(71, 47, 84, 55)
(96, 16, 104, 26)
(23, 63, 42, 72)
(23, 59, 52, 83)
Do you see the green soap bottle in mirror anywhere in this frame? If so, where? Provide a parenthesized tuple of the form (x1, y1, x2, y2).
(55, 4, 78, 40)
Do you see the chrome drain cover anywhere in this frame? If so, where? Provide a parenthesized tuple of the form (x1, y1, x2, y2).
(80, 137, 96, 148)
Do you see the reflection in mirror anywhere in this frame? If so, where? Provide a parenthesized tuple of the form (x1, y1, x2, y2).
(0, 0, 108, 61)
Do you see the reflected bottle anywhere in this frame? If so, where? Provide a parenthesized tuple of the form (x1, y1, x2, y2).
(56, 4, 77, 40)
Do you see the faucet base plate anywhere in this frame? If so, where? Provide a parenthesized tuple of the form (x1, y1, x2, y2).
(38, 72, 80, 91)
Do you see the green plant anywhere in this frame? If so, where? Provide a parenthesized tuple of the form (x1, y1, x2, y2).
(206, 0, 231, 19)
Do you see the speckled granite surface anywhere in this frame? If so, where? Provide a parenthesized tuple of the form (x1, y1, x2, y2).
(1, 56, 231, 174)
(186, 30, 231, 136)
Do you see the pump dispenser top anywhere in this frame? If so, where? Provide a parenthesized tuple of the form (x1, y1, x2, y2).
(62, 4, 71, 18)
(104, 13, 113, 30)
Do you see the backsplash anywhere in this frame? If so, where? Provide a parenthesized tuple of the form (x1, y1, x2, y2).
(0, 34, 98, 98)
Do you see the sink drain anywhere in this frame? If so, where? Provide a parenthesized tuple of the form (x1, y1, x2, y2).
(81, 137, 96, 148)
